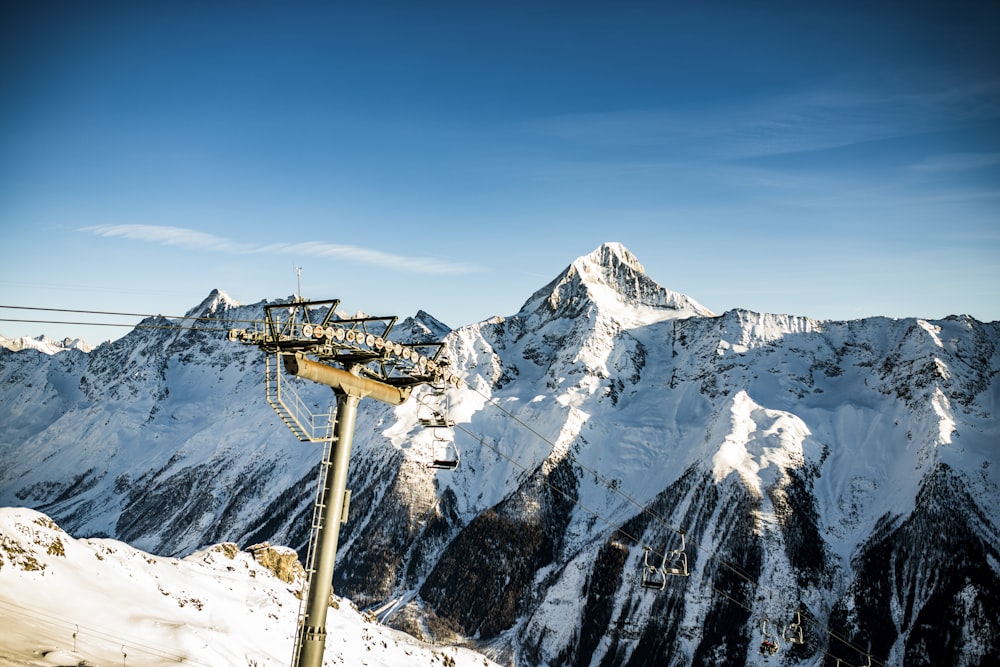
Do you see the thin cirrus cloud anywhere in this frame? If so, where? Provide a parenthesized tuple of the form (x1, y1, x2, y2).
(528, 79, 1000, 162)
(908, 152, 1000, 173)
(80, 224, 481, 274)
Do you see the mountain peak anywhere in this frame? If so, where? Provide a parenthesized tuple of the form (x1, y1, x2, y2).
(576, 241, 643, 273)
(187, 289, 241, 318)
(522, 242, 714, 326)
(413, 309, 452, 337)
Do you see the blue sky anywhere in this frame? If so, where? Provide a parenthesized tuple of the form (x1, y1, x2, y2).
(2, 1, 998, 343)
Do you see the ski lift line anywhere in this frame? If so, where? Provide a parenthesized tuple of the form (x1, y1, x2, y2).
(459, 396, 891, 667)
(823, 631, 885, 667)
(710, 583, 751, 610)
(0, 303, 262, 325)
(1, 316, 144, 328)
(0, 597, 214, 667)
(764, 604, 887, 667)
(706, 589, 878, 667)
(463, 387, 761, 577)
(717, 582, 888, 667)
(0, 317, 235, 334)
(465, 382, 767, 587)
(453, 421, 888, 667)
(466, 380, 839, 623)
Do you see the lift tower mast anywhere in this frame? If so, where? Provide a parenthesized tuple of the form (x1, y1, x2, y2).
(228, 299, 460, 667)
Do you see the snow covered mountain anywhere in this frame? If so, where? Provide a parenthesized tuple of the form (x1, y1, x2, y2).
(1, 242, 998, 666)
(0, 334, 94, 354)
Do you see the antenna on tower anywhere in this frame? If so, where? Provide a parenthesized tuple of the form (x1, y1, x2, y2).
(296, 266, 303, 301)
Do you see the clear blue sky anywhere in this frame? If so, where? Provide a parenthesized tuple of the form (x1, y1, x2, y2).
(2, 1, 998, 343)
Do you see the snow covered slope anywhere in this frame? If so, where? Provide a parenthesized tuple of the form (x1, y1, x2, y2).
(1, 242, 998, 666)
(0, 507, 499, 667)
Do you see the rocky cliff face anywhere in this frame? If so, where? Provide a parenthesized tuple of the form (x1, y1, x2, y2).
(1, 243, 998, 666)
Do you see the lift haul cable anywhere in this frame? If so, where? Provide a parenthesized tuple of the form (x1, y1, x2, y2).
(0, 303, 261, 325)
(709, 586, 877, 667)
(454, 382, 888, 667)
(0, 317, 235, 334)
(463, 380, 758, 584)
(452, 416, 885, 665)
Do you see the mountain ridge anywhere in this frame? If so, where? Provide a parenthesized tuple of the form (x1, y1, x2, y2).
(1, 243, 998, 666)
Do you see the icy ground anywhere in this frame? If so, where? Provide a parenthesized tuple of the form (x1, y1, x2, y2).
(0, 507, 497, 667)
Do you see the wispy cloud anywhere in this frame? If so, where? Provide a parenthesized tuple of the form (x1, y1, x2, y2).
(80, 225, 481, 274)
(908, 152, 1000, 173)
(527, 78, 1000, 161)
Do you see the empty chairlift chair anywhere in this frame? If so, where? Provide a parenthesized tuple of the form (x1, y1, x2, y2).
(662, 530, 689, 577)
(419, 387, 459, 470)
(783, 609, 804, 645)
(640, 530, 690, 590)
(641, 546, 668, 591)
(418, 387, 456, 428)
(428, 433, 460, 470)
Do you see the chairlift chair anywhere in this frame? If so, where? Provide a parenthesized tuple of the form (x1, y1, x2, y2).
(427, 438, 460, 470)
(662, 531, 689, 577)
(783, 609, 804, 645)
(418, 387, 455, 428)
(662, 550, 688, 577)
(640, 547, 667, 591)
(419, 387, 459, 470)
(759, 618, 780, 657)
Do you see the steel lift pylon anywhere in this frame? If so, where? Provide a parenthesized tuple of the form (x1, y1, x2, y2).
(228, 299, 460, 667)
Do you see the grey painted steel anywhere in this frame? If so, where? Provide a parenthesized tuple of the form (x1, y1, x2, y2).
(283, 353, 412, 405)
(227, 300, 450, 667)
(294, 390, 359, 667)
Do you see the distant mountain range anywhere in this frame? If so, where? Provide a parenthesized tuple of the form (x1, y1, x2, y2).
(1, 334, 94, 354)
(2, 242, 998, 666)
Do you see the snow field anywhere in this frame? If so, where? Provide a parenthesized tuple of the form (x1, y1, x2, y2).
(0, 507, 499, 667)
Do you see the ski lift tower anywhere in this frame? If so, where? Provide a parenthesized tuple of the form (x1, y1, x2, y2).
(227, 298, 460, 667)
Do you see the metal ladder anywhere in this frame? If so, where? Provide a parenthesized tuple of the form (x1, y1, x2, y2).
(291, 431, 336, 666)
